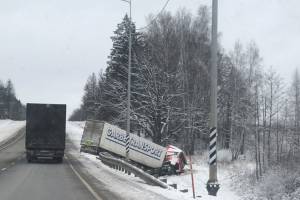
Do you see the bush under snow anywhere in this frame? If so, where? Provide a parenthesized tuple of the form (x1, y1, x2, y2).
(231, 163, 300, 200)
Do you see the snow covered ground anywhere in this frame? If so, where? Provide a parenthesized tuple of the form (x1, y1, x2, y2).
(66, 121, 241, 200)
(166, 155, 240, 200)
(0, 120, 25, 143)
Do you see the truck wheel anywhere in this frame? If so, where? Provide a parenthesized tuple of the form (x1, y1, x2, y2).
(27, 156, 32, 163)
(56, 157, 63, 163)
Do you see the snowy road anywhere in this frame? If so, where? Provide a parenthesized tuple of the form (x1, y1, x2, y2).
(0, 129, 105, 200)
(0, 122, 114, 200)
(0, 120, 25, 143)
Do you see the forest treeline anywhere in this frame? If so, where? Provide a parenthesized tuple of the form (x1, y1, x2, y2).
(0, 79, 25, 120)
(70, 6, 300, 180)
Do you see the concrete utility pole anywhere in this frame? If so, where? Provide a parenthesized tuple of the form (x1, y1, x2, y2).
(121, 0, 132, 160)
(207, 0, 220, 196)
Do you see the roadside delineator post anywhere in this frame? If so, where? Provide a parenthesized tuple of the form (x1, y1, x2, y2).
(207, 127, 220, 195)
(126, 134, 130, 158)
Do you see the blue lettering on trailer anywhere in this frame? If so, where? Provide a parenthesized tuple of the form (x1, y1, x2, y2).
(105, 128, 163, 160)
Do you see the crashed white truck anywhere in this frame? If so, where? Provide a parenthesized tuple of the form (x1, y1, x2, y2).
(80, 120, 186, 175)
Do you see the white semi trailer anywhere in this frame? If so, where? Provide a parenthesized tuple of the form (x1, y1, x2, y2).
(80, 120, 167, 169)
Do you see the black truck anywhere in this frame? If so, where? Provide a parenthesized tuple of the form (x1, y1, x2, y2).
(26, 103, 66, 163)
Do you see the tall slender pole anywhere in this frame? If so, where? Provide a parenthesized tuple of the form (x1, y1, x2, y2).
(125, 0, 132, 160)
(207, 0, 220, 196)
(189, 154, 196, 199)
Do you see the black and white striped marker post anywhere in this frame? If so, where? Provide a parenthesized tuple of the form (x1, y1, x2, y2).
(126, 133, 130, 156)
(207, 127, 220, 196)
(125, 133, 131, 175)
(209, 127, 217, 165)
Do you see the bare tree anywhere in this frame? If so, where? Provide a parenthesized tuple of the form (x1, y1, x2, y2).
(264, 67, 284, 164)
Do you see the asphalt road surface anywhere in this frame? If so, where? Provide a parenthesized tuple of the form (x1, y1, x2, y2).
(0, 131, 102, 200)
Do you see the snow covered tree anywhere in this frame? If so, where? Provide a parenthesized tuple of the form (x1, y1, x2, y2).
(82, 73, 98, 119)
(264, 67, 284, 165)
(106, 14, 138, 85)
(102, 14, 141, 129)
(129, 7, 211, 148)
(174, 7, 212, 154)
(218, 41, 263, 162)
(289, 69, 300, 160)
(69, 108, 86, 121)
(0, 79, 25, 120)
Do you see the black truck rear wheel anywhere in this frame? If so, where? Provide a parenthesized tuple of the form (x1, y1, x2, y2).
(27, 155, 32, 163)
(55, 157, 63, 163)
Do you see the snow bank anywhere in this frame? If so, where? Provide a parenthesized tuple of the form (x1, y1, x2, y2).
(166, 153, 240, 200)
(0, 120, 25, 143)
(78, 152, 192, 200)
(231, 164, 300, 200)
(66, 121, 85, 149)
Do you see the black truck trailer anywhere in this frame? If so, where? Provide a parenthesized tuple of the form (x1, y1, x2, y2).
(26, 103, 66, 163)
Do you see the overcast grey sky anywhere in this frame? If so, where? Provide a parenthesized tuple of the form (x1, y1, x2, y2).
(0, 0, 299, 117)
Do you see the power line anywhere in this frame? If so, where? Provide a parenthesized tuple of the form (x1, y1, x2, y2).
(136, 0, 171, 31)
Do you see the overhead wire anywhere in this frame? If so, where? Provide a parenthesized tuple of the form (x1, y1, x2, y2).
(136, 0, 171, 31)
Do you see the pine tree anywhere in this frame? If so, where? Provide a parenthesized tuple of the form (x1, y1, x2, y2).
(0, 81, 6, 119)
(5, 79, 15, 119)
(106, 14, 139, 85)
(0, 79, 25, 120)
(82, 73, 98, 119)
(102, 14, 140, 129)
